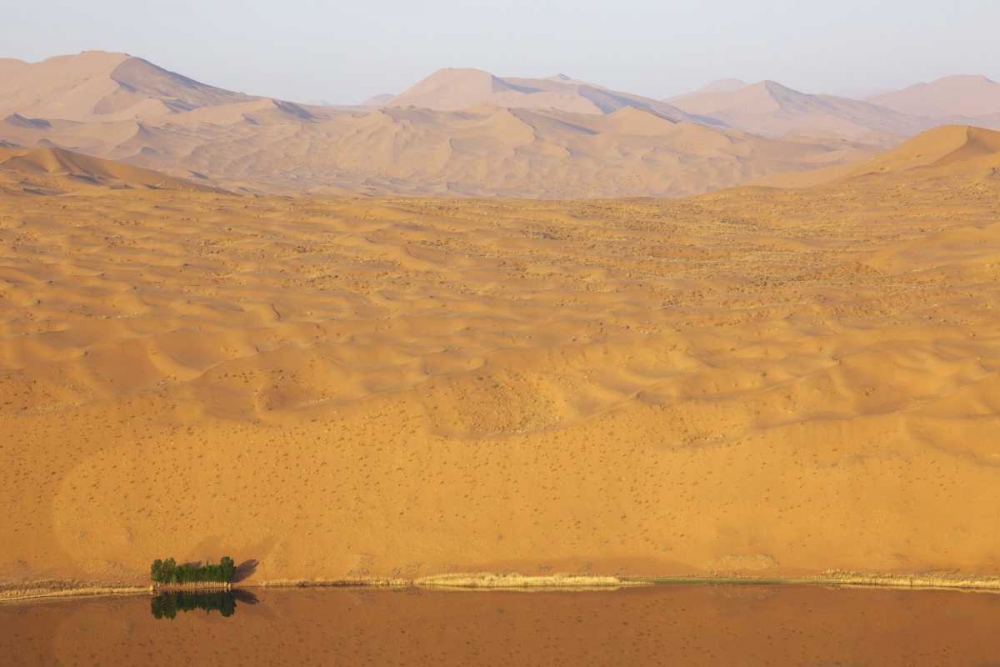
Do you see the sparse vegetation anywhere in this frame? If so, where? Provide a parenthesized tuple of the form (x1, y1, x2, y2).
(150, 556, 236, 584)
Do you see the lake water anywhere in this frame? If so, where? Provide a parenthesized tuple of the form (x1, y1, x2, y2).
(3, 585, 1000, 666)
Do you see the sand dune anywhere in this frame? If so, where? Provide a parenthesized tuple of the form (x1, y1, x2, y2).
(5, 52, 1000, 199)
(0, 145, 219, 193)
(0, 51, 251, 123)
(1, 100, 874, 198)
(754, 125, 1000, 188)
(668, 80, 932, 141)
(849, 125, 1000, 177)
(387, 68, 696, 121)
(0, 53, 891, 197)
(1, 127, 999, 587)
(870, 75, 1000, 120)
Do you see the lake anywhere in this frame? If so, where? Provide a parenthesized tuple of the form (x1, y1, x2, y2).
(3, 585, 1000, 665)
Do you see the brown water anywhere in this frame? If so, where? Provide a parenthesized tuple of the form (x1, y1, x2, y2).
(3, 585, 1000, 666)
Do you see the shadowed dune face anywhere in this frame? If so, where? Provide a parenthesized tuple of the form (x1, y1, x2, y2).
(0, 103, 876, 199)
(1, 132, 1000, 585)
(667, 80, 935, 141)
(5, 587, 1000, 666)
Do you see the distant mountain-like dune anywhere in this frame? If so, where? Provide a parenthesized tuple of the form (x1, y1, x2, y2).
(0, 52, 889, 197)
(1, 52, 997, 198)
(869, 75, 1000, 120)
(0, 145, 220, 192)
(668, 80, 932, 141)
(387, 68, 696, 121)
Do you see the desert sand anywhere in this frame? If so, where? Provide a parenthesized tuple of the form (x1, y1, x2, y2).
(0, 145, 220, 193)
(1, 125, 999, 589)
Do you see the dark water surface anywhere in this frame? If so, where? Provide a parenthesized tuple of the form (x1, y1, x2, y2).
(3, 585, 1000, 666)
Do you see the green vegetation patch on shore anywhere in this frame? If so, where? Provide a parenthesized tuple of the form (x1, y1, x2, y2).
(150, 557, 235, 584)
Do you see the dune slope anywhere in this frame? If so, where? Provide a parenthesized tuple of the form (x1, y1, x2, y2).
(1, 131, 999, 587)
(0, 145, 220, 193)
(668, 80, 931, 140)
(870, 75, 1000, 119)
(754, 125, 1000, 187)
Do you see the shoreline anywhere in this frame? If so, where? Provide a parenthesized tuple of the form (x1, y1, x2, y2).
(5, 571, 1000, 604)
(152, 581, 232, 592)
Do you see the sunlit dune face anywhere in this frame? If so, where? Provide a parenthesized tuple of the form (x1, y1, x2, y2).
(1, 149, 999, 584)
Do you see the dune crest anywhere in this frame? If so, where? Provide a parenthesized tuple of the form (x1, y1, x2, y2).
(754, 125, 1000, 187)
(0, 145, 219, 192)
(668, 80, 932, 140)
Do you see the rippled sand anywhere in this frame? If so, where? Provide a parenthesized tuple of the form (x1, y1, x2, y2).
(2, 128, 1000, 586)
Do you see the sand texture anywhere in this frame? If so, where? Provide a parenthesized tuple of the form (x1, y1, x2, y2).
(0, 126, 999, 587)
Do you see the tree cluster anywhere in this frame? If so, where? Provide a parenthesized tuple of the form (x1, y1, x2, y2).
(150, 556, 236, 584)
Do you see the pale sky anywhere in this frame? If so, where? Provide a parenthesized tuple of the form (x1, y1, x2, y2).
(3, 0, 998, 104)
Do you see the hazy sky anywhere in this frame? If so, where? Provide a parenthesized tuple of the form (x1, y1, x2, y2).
(3, 0, 999, 104)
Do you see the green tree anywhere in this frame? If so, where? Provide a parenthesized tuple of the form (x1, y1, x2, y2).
(149, 556, 238, 584)
(220, 556, 235, 582)
(162, 558, 177, 583)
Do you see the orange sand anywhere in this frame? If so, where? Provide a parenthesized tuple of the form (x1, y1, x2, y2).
(1, 127, 1000, 587)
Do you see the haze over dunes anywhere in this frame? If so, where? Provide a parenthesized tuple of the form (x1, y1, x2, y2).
(1, 126, 999, 587)
(385, 68, 696, 120)
(5, 51, 998, 198)
(0, 51, 249, 122)
(869, 75, 1000, 122)
(0, 145, 218, 193)
(666, 80, 932, 142)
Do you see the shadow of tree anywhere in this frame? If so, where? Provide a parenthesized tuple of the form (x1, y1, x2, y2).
(232, 589, 261, 605)
(233, 559, 259, 583)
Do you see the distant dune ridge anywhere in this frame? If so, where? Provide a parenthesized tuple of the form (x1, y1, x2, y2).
(869, 75, 1000, 120)
(386, 67, 697, 120)
(1, 126, 1000, 589)
(0, 145, 218, 192)
(666, 80, 934, 141)
(1, 50, 997, 197)
(0, 51, 250, 123)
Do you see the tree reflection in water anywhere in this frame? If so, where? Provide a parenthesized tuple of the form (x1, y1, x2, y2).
(150, 590, 259, 620)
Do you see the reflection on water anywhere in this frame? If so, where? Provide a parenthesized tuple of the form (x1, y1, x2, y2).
(4, 585, 1000, 666)
(151, 591, 240, 619)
